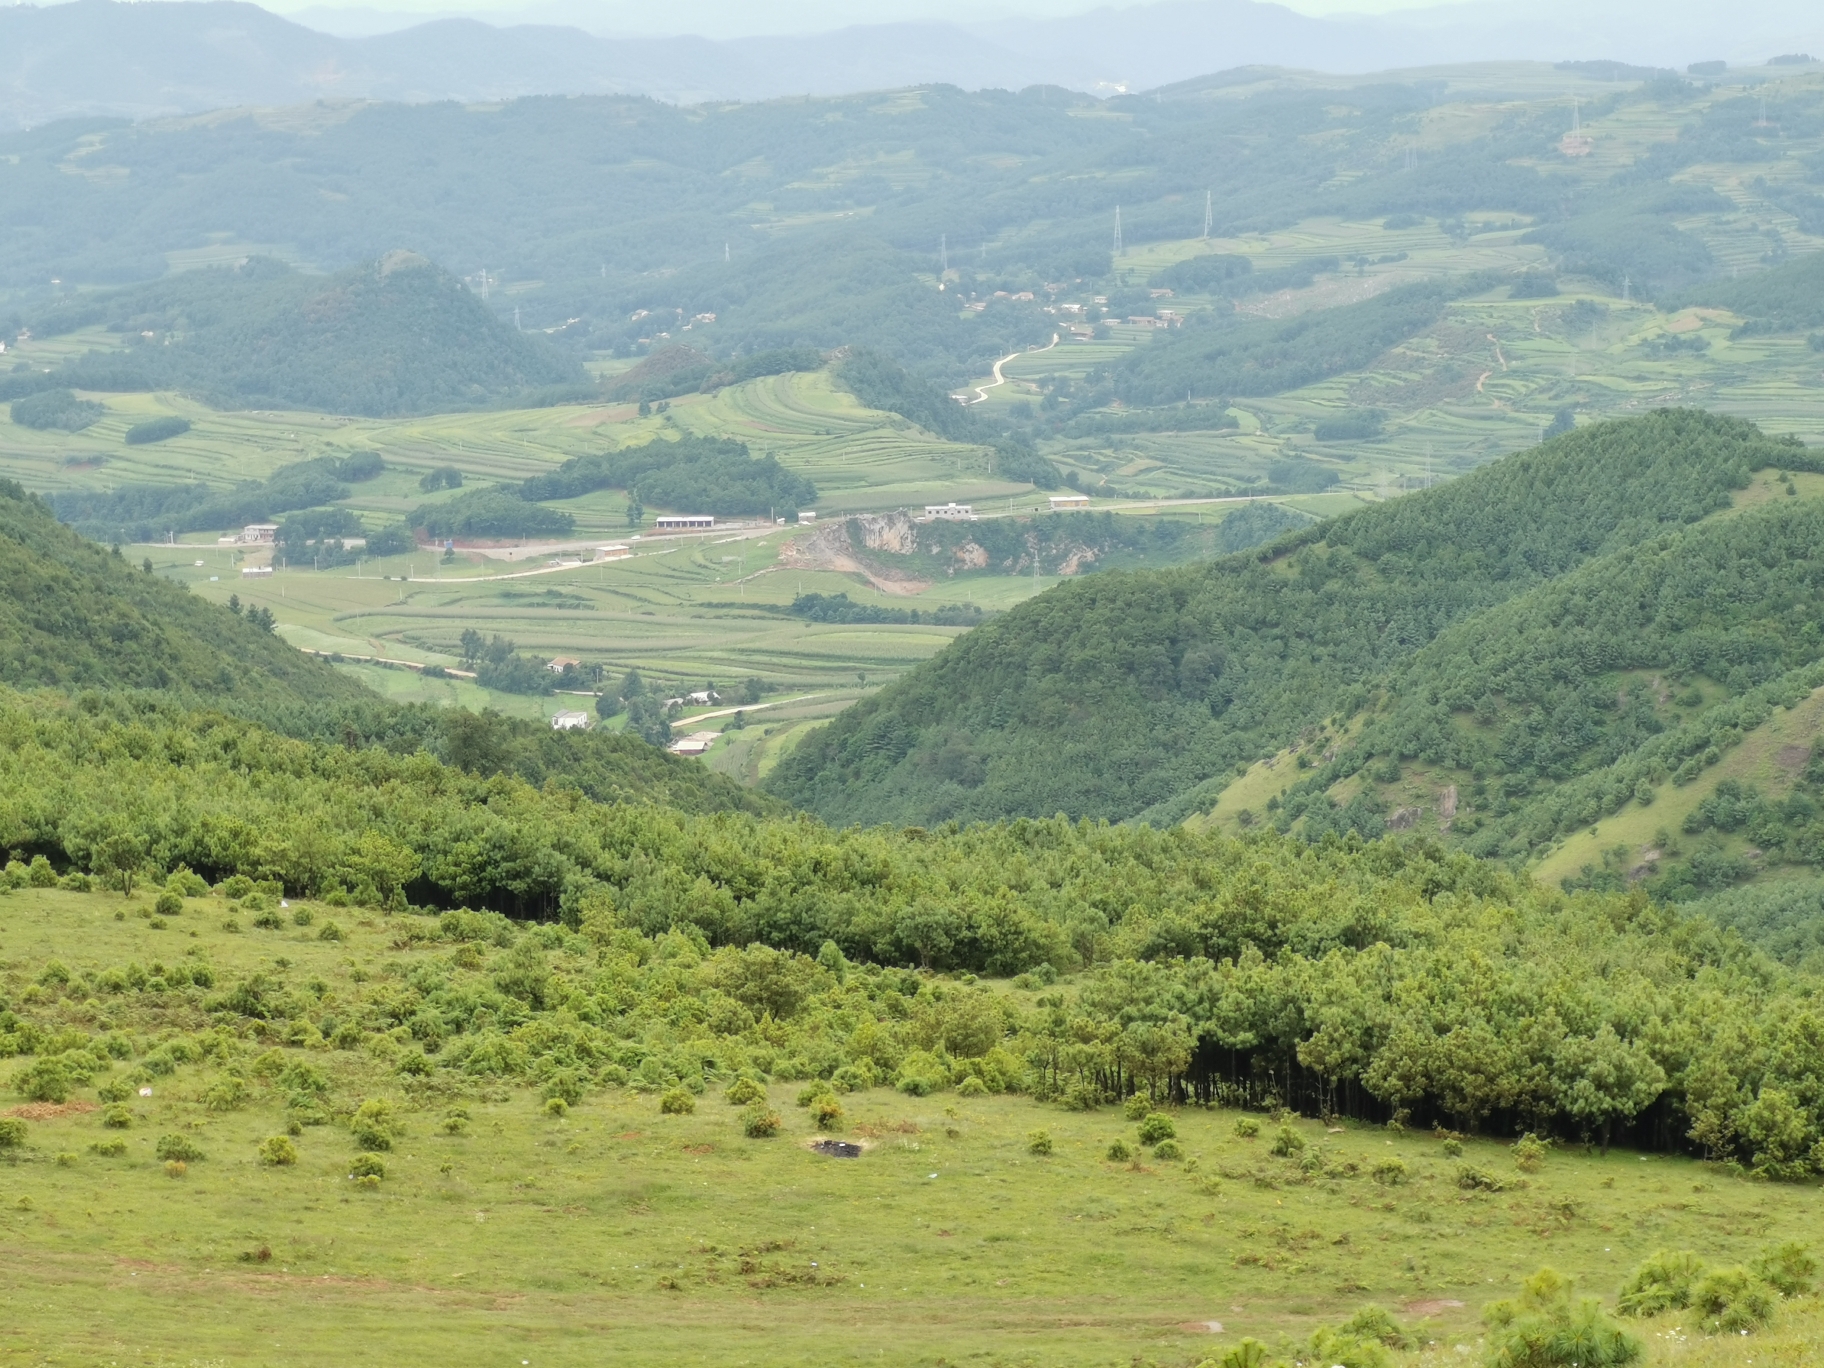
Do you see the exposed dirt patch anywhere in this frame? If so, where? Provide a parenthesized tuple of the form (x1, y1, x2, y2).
(7, 1101, 97, 1120)
(778, 517, 931, 595)
(852, 1120, 920, 1138)
(1176, 1320, 1224, 1333)
(1778, 744, 1811, 772)
(1404, 1298, 1466, 1316)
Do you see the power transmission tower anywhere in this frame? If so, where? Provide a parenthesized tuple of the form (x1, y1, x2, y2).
(1113, 206, 1124, 257)
(940, 234, 948, 273)
(1203, 189, 1212, 239)
(480, 268, 489, 300)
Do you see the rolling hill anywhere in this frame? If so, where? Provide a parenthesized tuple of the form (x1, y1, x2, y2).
(765, 411, 1818, 827)
(11, 253, 585, 417)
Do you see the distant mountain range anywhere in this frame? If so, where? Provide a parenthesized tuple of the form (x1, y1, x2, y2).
(4, 0, 1823, 128)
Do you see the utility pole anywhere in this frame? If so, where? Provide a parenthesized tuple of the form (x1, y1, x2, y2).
(1203, 189, 1212, 239)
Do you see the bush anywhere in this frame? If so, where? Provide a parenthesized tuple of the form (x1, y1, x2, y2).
(1442, 1137, 1463, 1158)
(1233, 1116, 1260, 1139)
(1210, 1338, 1273, 1368)
(1618, 1249, 1706, 1316)
(89, 1138, 127, 1156)
(1137, 1113, 1176, 1145)
(1339, 1305, 1409, 1348)
(809, 1095, 844, 1131)
(348, 1153, 386, 1180)
(1027, 1128, 1053, 1156)
(1513, 1133, 1548, 1172)
(1107, 1138, 1131, 1161)
(1370, 1157, 1408, 1185)
(1305, 1326, 1390, 1368)
(11, 388, 103, 432)
(13, 1057, 71, 1104)
(155, 1133, 205, 1162)
(0, 1118, 26, 1149)
(743, 1106, 781, 1138)
(102, 1103, 133, 1128)
(1484, 1267, 1643, 1368)
(220, 875, 254, 899)
(1153, 1138, 1183, 1161)
(544, 1097, 569, 1117)
(350, 1099, 396, 1152)
(1753, 1241, 1816, 1298)
(725, 1077, 767, 1106)
(1124, 1094, 1151, 1121)
(124, 416, 192, 445)
(659, 1087, 696, 1115)
(1692, 1266, 1775, 1334)
(1458, 1164, 1505, 1191)
(1269, 1124, 1305, 1157)
(956, 1075, 988, 1097)
(164, 1159, 187, 1178)
(153, 889, 183, 917)
(291, 906, 314, 926)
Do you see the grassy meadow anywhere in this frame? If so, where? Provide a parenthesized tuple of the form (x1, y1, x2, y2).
(2, 885, 1822, 1367)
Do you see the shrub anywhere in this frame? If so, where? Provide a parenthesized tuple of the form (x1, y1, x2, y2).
(318, 921, 345, 942)
(1618, 1250, 1706, 1316)
(291, 906, 314, 926)
(1484, 1267, 1643, 1368)
(1124, 1094, 1151, 1121)
(348, 1153, 386, 1180)
(102, 1103, 133, 1128)
(1339, 1305, 1409, 1348)
(1234, 1116, 1261, 1139)
(1442, 1137, 1464, 1158)
(164, 1159, 187, 1178)
(154, 889, 183, 917)
(1107, 1138, 1132, 1161)
(725, 1077, 767, 1106)
(350, 1099, 397, 1152)
(1306, 1326, 1390, 1368)
(1458, 1164, 1505, 1191)
(795, 1082, 833, 1107)
(1370, 1157, 1408, 1185)
(258, 1135, 299, 1166)
(13, 1057, 71, 1104)
(98, 1079, 132, 1104)
(1513, 1133, 1548, 1172)
(544, 1097, 568, 1117)
(26, 856, 57, 887)
(251, 910, 284, 930)
(809, 1095, 844, 1131)
(743, 1106, 781, 1138)
(1753, 1241, 1816, 1298)
(659, 1087, 696, 1115)
(0, 1118, 26, 1149)
(220, 875, 254, 899)
(1692, 1266, 1775, 1335)
(1153, 1138, 1183, 1161)
(203, 1075, 249, 1111)
(1269, 1124, 1305, 1157)
(956, 1075, 988, 1096)
(1027, 1128, 1053, 1156)
(156, 1133, 205, 1162)
(89, 1138, 127, 1156)
(1137, 1113, 1176, 1145)
(1212, 1338, 1273, 1368)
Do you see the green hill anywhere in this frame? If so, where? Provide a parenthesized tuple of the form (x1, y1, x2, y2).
(13, 252, 585, 417)
(0, 477, 368, 705)
(765, 411, 1817, 827)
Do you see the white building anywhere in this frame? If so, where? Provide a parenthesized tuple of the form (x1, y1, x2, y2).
(655, 515, 715, 531)
(550, 710, 591, 731)
(240, 565, 273, 577)
(925, 503, 975, 521)
(1050, 494, 1090, 510)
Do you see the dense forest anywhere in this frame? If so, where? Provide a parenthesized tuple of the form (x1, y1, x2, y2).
(9, 254, 584, 416)
(0, 479, 367, 707)
(768, 412, 1817, 827)
(3, 684, 1824, 1174)
(519, 434, 817, 518)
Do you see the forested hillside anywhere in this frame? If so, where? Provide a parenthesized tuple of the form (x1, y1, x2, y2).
(767, 412, 1817, 826)
(4, 681, 1824, 1172)
(0, 478, 367, 705)
(8, 253, 583, 416)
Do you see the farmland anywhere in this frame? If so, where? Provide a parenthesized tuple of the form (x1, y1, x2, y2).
(0, 884, 1821, 1366)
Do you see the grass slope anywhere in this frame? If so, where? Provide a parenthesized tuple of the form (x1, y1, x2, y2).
(766, 411, 1814, 827)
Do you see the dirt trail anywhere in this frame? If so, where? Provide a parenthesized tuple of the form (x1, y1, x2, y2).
(964, 333, 1058, 405)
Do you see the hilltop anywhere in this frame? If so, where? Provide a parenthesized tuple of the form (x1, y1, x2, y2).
(766, 412, 1817, 828)
(11, 253, 585, 417)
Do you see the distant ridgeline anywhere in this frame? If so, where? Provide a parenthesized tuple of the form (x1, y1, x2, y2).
(0, 478, 368, 705)
(1682, 250, 1824, 335)
(766, 411, 1818, 828)
(601, 345, 823, 404)
(5, 253, 585, 417)
(50, 451, 388, 545)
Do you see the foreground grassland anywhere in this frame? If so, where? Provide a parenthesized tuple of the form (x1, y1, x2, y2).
(1, 887, 1821, 1367)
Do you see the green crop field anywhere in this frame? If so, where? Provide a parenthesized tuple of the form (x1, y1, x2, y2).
(1, 885, 1820, 1367)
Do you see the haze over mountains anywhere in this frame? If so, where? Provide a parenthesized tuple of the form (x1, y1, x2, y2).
(4, 0, 1824, 128)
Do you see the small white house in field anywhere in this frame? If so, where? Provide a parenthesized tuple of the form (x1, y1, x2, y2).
(686, 689, 719, 706)
(546, 656, 581, 674)
(925, 503, 974, 520)
(240, 565, 273, 577)
(1049, 494, 1090, 510)
(550, 710, 591, 731)
(670, 731, 718, 756)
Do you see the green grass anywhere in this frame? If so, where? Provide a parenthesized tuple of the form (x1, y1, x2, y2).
(2, 885, 1822, 1366)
